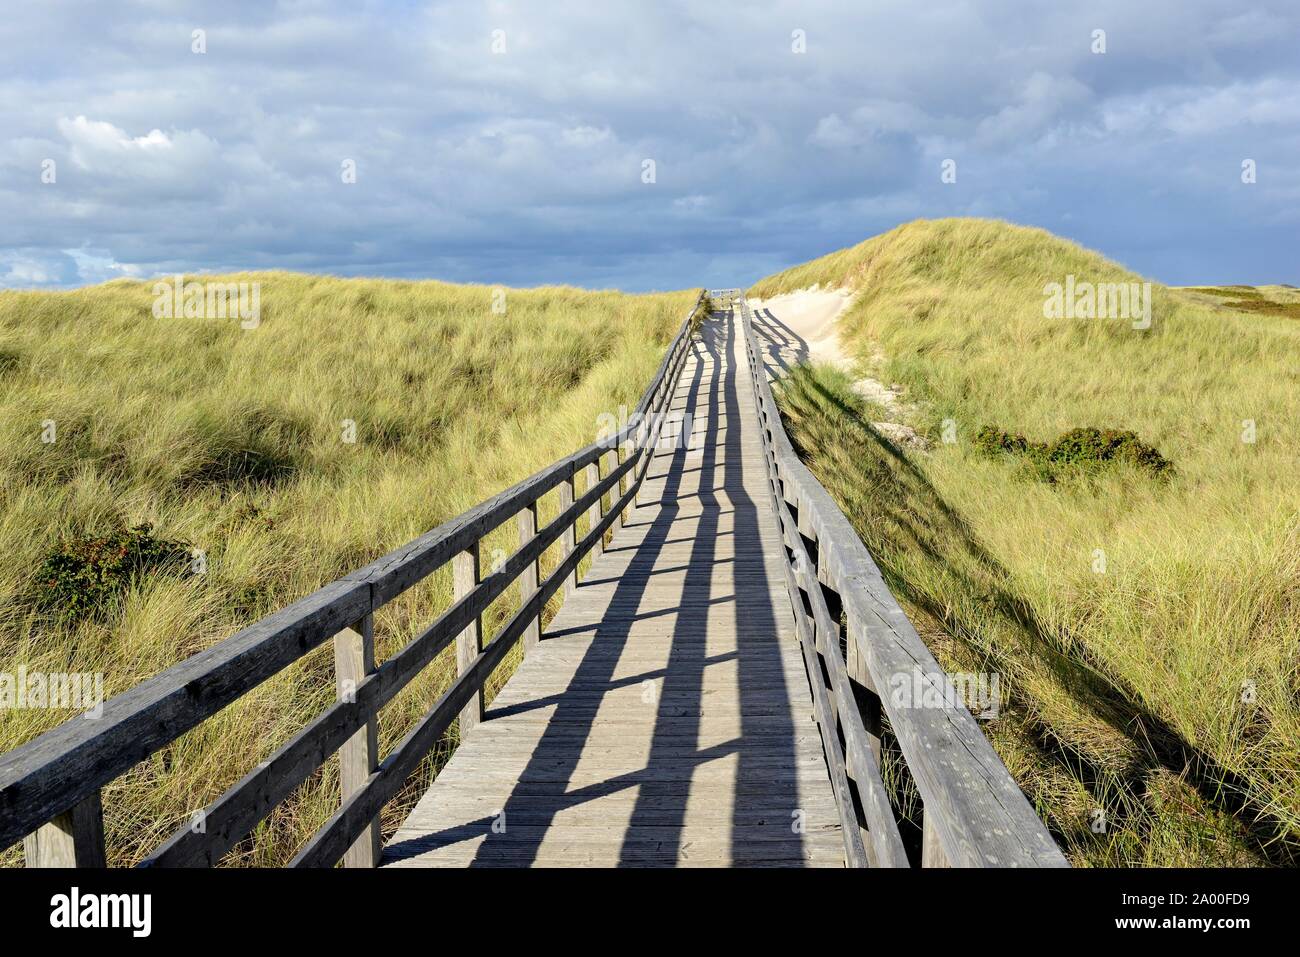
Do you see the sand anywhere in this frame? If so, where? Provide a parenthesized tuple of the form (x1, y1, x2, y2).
(748, 286, 856, 371)
(749, 286, 928, 450)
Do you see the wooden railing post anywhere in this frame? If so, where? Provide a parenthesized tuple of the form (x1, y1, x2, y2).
(607, 449, 623, 534)
(334, 613, 379, 867)
(518, 504, 541, 653)
(845, 609, 884, 767)
(559, 473, 577, 597)
(584, 461, 603, 561)
(454, 544, 484, 738)
(24, 790, 106, 867)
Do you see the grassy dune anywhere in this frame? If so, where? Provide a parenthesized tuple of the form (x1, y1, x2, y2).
(0, 274, 696, 866)
(752, 218, 1300, 866)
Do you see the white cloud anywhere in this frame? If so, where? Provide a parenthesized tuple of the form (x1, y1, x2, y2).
(0, 0, 1295, 289)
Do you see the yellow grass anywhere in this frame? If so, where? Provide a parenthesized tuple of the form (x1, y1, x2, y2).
(753, 218, 1300, 866)
(0, 273, 696, 866)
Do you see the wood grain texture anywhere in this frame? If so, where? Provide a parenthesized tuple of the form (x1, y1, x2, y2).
(334, 615, 379, 867)
(454, 549, 484, 737)
(385, 307, 845, 869)
(23, 790, 105, 868)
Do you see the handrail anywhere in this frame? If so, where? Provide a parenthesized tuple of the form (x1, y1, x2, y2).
(0, 291, 707, 867)
(734, 292, 1067, 868)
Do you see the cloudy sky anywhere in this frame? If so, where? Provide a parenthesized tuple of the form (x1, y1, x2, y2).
(2, 0, 1296, 291)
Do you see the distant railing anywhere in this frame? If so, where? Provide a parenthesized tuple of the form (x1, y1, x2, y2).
(0, 292, 707, 868)
(733, 292, 1067, 867)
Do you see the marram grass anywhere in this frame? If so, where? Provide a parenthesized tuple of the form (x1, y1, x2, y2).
(0, 273, 696, 866)
(754, 218, 1300, 866)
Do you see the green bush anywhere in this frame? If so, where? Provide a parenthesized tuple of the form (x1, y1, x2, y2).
(973, 426, 1036, 457)
(30, 525, 191, 624)
(974, 424, 1172, 480)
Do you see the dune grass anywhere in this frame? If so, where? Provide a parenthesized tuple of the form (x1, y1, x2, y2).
(753, 218, 1300, 866)
(0, 273, 696, 866)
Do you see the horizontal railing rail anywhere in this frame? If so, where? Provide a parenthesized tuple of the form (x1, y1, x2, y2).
(0, 291, 707, 867)
(735, 293, 1067, 868)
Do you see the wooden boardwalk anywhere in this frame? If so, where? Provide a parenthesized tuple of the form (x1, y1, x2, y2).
(384, 307, 844, 867)
(3, 291, 1066, 870)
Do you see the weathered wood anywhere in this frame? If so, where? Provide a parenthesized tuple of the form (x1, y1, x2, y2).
(584, 462, 603, 562)
(146, 449, 642, 867)
(773, 498, 909, 868)
(518, 504, 541, 654)
(296, 454, 650, 868)
(739, 296, 1067, 868)
(606, 450, 623, 535)
(454, 548, 484, 738)
(335, 614, 379, 868)
(559, 475, 577, 597)
(922, 813, 949, 868)
(23, 790, 105, 868)
(383, 301, 845, 869)
(0, 579, 370, 852)
(0, 292, 706, 865)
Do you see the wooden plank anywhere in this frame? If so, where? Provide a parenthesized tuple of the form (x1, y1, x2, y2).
(585, 461, 603, 562)
(923, 813, 949, 868)
(384, 302, 846, 869)
(518, 504, 540, 654)
(559, 475, 577, 598)
(454, 548, 484, 737)
(295, 449, 650, 867)
(607, 449, 623, 535)
(23, 790, 105, 868)
(767, 461, 908, 867)
(335, 614, 379, 868)
(0, 578, 369, 852)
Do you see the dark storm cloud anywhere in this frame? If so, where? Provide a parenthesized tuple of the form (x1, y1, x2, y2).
(1, 0, 1296, 290)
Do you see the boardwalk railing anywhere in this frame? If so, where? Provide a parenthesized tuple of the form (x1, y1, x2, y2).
(734, 291, 1067, 867)
(0, 292, 707, 868)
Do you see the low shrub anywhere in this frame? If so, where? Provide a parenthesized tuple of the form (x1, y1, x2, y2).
(974, 424, 1172, 480)
(30, 525, 192, 624)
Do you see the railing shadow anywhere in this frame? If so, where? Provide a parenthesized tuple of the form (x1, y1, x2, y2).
(781, 367, 1298, 866)
(384, 305, 808, 867)
(750, 306, 809, 375)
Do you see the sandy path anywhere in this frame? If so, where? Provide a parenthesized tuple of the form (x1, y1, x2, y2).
(747, 287, 856, 373)
(748, 287, 927, 449)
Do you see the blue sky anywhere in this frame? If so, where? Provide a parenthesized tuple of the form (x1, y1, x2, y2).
(2, 0, 1296, 291)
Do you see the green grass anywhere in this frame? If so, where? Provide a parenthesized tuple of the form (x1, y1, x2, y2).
(0, 273, 697, 866)
(753, 218, 1300, 866)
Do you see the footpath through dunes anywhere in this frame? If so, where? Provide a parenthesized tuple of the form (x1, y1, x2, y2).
(384, 299, 842, 867)
(2, 289, 1064, 870)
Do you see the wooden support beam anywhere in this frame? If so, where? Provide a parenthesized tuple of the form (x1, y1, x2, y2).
(518, 504, 540, 653)
(24, 790, 106, 868)
(452, 546, 483, 738)
(559, 475, 577, 597)
(334, 614, 379, 868)
(607, 449, 623, 534)
(454, 546, 483, 739)
(584, 462, 603, 562)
